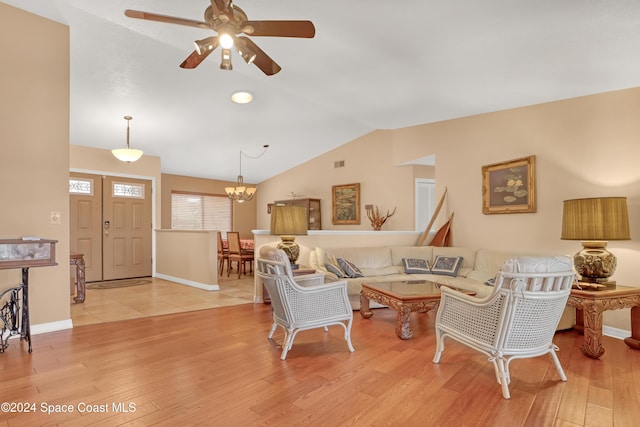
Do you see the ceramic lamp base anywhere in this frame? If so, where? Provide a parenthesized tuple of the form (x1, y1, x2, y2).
(277, 235, 300, 266)
(574, 241, 617, 283)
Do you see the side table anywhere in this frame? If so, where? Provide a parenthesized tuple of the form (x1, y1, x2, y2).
(567, 284, 640, 358)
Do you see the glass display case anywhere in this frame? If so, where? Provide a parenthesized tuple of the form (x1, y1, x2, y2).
(0, 239, 57, 269)
(0, 238, 57, 353)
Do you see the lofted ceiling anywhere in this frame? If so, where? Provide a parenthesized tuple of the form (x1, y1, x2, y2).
(4, 0, 640, 184)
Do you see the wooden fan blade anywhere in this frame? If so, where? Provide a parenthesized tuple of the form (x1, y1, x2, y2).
(125, 10, 210, 30)
(180, 47, 216, 69)
(242, 21, 315, 38)
(239, 37, 281, 76)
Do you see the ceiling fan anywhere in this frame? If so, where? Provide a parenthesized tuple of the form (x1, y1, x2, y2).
(124, 0, 315, 76)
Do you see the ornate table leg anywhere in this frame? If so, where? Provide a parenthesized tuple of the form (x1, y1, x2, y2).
(73, 255, 86, 303)
(581, 302, 605, 359)
(360, 291, 373, 319)
(395, 304, 413, 340)
(624, 306, 640, 350)
(21, 268, 32, 353)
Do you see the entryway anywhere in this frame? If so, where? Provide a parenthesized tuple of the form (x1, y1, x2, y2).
(69, 172, 152, 282)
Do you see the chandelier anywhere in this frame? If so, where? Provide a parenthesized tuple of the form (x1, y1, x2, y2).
(112, 116, 143, 162)
(225, 145, 269, 203)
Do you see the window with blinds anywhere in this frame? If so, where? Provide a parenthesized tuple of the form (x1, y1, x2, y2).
(171, 192, 232, 232)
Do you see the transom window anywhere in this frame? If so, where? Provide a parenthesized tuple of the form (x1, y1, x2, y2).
(69, 178, 93, 195)
(113, 182, 145, 198)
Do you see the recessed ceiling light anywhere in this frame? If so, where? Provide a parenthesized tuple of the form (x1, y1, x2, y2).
(231, 91, 253, 104)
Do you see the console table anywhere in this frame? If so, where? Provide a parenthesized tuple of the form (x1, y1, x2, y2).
(567, 284, 640, 359)
(0, 239, 57, 353)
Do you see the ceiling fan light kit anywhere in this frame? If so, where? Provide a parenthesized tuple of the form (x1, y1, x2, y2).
(124, 0, 315, 75)
(112, 116, 143, 163)
(220, 48, 233, 70)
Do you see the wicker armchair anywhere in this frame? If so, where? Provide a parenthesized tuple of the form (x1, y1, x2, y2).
(432, 256, 575, 399)
(257, 247, 355, 360)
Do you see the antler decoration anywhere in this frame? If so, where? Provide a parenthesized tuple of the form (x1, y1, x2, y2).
(366, 206, 397, 231)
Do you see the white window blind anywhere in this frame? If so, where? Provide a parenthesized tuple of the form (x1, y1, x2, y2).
(171, 193, 231, 232)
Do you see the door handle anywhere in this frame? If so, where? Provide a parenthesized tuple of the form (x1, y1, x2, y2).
(104, 220, 110, 235)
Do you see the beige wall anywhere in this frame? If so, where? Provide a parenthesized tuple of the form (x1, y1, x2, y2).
(256, 130, 434, 231)
(161, 173, 257, 239)
(155, 230, 219, 289)
(70, 145, 162, 226)
(258, 88, 640, 331)
(0, 4, 71, 327)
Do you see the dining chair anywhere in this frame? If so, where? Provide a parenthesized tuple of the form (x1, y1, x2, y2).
(217, 231, 229, 276)
(227, 231, 254, 279)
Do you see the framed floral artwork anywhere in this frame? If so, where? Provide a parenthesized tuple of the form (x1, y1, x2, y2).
(482, 155, 536, 214)
(332, 183, 360, 224)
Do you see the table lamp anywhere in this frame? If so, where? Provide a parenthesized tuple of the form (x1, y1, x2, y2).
(270, 205, 308, 269)
(561, 197, 630, 285)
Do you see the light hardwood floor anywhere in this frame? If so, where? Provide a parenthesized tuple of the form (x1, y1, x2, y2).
(3, 298, 640, 425)
(71, 274, 255, 326)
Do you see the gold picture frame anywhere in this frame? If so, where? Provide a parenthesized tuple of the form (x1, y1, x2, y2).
(482, 155, 536, 214)
(332, 183, 360, 225)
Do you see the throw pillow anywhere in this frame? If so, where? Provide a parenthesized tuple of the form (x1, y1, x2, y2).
(431, 256, 463, 277)
(402, 258, 431, 274)
(484, 277, 496, 286)
(337, 258, 364, 278)
(325, 262, 347, 278)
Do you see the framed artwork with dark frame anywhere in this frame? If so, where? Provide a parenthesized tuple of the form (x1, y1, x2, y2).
(482, 155, 536, 214)
(332, 183, 360, 225)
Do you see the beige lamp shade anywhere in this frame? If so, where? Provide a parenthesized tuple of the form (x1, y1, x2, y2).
(270, 205, 307, 266)
(561, 197, 630, 241)
(270, 206, 308, 236)
(561, 197, 630, 284)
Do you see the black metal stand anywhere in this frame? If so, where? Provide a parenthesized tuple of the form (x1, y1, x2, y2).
(0, 267, 32, 353)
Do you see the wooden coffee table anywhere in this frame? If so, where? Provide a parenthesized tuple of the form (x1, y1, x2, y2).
(360, 281, 475, 340)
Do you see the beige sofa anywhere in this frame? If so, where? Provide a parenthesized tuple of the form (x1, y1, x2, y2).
(308, 245, 575, 329)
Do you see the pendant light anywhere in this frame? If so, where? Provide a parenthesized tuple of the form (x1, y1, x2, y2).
(112, 115, 143, 162)
(225, 145, 269, 203)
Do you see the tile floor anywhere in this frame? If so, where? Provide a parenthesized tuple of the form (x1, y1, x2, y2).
(70, 274, 255, 326)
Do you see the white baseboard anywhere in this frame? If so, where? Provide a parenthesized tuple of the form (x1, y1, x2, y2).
(31, 319, 73, 335)
(154, 273, 220, 291)
(603, 325, 630, 340)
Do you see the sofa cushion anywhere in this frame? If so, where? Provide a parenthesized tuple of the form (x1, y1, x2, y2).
(319, 246, 393, 269)
(391, 246, 434, 267)
(467, 249, 514, 283)
(337, 258, 364, 278)
(431, 256, 463, 276)
(360, 266, 403, 276)
(402, 258, 431, 274)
